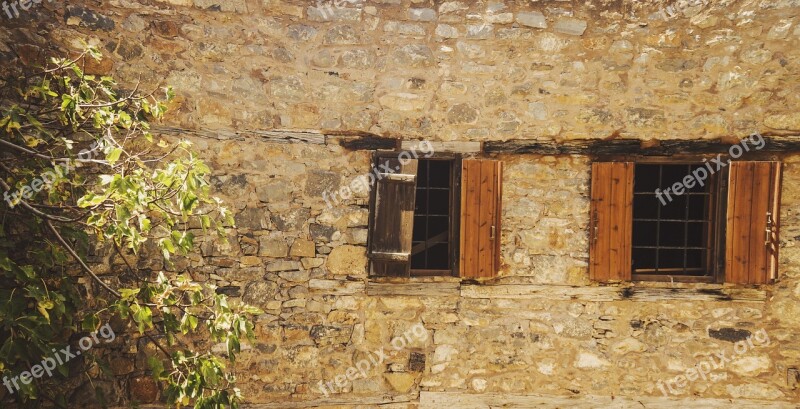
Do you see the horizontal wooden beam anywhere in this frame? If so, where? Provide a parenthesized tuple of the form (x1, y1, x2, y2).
(459, 283, 767, 302)
(484, 137, 800, 155)
(420, 392, 797, 408)
(153, 126, 325, 144)
(366, 281, 460, 296)
(400, 140, 481, 153)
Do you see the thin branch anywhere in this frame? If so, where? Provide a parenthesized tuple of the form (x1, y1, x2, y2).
(44, 219, 121, 298)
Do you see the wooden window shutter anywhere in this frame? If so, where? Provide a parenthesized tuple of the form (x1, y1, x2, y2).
(589, 162, 633, 282)
(368, 157, 418, 277)
(460, 159, 503, 279)
(725, 161, 782, 284)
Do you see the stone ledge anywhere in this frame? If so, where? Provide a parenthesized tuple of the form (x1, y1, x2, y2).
(420, 392, 797, 408)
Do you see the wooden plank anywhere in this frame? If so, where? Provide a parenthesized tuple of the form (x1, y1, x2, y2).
(494, 162, 503, 273)
(308, 279, 366, 295)
(369, 157, 417, 277)
(400, 140, 481, 153)
(459, 283, 767, 302)
(152, 125, 327, 144)
(725, 163, 738, 283)
(477, 160, 496, 278)
(727, 162, 754, 284)
(608, 163, 624, 280)
(749, 163, 772, 284)
(590, 163, 612, 281)
(366, 281, 460, 296)
(460, 160, 481, 278)
(769, 162, 782, 281)
(622, 163, 634, 281)
(420, 392, 796, 409)
(483, 136, 800, 155)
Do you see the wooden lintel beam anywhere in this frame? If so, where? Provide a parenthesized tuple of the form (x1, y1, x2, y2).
(485, 137, 800, 155)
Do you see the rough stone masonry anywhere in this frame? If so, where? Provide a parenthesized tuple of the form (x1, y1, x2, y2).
(2, 0, 800, 407)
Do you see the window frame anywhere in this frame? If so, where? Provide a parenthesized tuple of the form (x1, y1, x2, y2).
(595, 153, 782, 285)
(628, 157, 726, 284)
(367, 152, 462, 278)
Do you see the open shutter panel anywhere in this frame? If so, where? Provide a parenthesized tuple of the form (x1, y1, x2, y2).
(589, 162, 633, 282)
(460, 159, 502, 279)
(725, 161, 781, 284)
(369, 157, 418, 277)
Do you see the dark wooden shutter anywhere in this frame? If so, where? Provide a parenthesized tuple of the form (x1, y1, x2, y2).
(460, 159, 502, 279)
(725, 161, 781, 284)
(589, 162, 633, 282)
(368, 157, 418, 277)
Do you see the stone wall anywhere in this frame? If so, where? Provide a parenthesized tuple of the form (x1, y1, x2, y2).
(3, 0, 800, 407)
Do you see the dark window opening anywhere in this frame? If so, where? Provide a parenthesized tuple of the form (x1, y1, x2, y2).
(632, 164, 715, 277)
(411, 159, 453, 274)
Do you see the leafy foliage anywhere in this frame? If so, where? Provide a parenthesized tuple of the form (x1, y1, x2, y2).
(0, 46, 260, 408)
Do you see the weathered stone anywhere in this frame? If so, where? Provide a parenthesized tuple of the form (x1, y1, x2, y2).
(310, 224, 338, 242)
(129, 376, 159, 403)
(379, 93, 427, 111)
(708, 327, 751, 343)
(384, 373, 416, 392)
(553, 18, 587, 36)
(408, 8, 436, 22)
(516, 11, 547, 28)
(307, 6, 362, 22)
(194, 0, 247, 12)
(765, 113, 800, 131)
(243, 281, 279, 308)
(310, 325, 353, 346)
(326, 245, 367, 276)
(730, 356, 772, 376)
(409, 351, 426, 372)
(278, 270, 310, 282)
(65, 6, 115, 31)
(338, 49, 375, 69)
(266, 260, 302, 272)
(466, 24, 493, 39)
(259, 236, 289, 257)
(435, 24, 459, 38)
(305, 170, 340, 196)
(384, 22, 426, 36)
(575, 351, 611, 368)
(287, 24, 318, 41)
(290, 239, 316, 257)
(271, 208, 311, 231)
(323, 25, 359, 45)
(447, 103, 479, 124)
(392, 44, 435, 67)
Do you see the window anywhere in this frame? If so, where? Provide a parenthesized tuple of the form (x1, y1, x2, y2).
(368, 155, 502, 279)
(411, 159, 454, 274)
(590, 161, 781, 284)
(632, 164, 718, 280)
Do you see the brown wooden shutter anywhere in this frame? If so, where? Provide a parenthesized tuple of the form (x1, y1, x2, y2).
(589, 162, 634, 282)
(368, 157, 418, 277)
(460, 159, 502, 279)
(725, 161, 781, 284)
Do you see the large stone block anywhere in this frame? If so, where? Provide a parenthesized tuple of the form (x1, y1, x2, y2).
(326, 245, 367, 276)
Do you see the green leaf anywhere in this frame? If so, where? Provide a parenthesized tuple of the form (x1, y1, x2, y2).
(82, 314, 100, 331)
(106, 148, 123, 164)
(37, 300, 53, 323)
